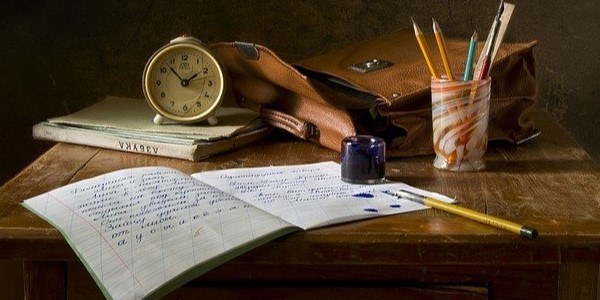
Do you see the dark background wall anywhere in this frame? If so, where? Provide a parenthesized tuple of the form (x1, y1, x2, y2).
(1, 0, 598, 184)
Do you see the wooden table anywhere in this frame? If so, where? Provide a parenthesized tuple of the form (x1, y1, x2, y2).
(1, 112, 600, 299)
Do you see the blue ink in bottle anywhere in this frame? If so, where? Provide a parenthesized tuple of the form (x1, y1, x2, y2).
(340, 135, 385, 184)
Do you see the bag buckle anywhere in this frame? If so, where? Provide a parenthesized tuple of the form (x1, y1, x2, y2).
(348, 59, 393, 73)
(234, 41, 260, 60)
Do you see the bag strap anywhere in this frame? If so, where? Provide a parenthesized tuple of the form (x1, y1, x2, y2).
(213, 42, 322, 141)
(211, 41, 357, 152)
(233, 42, 320, 140)
(261, 108, 319, 140)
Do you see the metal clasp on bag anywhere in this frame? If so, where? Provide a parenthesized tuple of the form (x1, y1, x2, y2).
(348, 59, 393, 73)
(234, 41, 260, 60)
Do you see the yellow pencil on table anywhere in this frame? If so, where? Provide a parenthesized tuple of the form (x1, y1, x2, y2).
(411, 17, 440, 79)
(432, 18, 454, 81)
(385, 189, 538, 239)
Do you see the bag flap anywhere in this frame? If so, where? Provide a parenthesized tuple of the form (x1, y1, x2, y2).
(295, 29, 538, 109)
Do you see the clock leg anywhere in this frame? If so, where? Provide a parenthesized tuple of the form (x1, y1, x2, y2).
(207, 115, 218, 126)
(153, 114, 164, 125)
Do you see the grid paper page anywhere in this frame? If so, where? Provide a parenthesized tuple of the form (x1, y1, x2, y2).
(22, 167, 294, 300)
(194, 161, 454, 230)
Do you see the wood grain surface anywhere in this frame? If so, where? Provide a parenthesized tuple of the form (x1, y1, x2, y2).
(1, 111, 599, 299)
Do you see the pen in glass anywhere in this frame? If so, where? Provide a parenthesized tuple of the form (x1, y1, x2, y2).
(411, 17, 440, 79)
(476, 0, 505, 80)
(463, 31, 478, 81)
(432, 18, 454, 81)
(385, 189, 538, 239)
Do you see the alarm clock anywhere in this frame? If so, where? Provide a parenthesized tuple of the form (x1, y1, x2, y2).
(142, 36, 226, 125)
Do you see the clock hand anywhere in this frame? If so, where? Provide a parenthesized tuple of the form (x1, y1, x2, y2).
(169, 66, 183, 80)
(169, 67, 190, 87)
(187, 72, 199, 81)
(188, 69, 216, 82)
(187, 71, 209, 83)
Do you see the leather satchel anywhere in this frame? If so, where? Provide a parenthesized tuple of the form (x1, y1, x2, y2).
(210, 29, 538, 157)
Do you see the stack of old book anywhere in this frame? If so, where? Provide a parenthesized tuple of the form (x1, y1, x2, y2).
(32, 96, 271, 161)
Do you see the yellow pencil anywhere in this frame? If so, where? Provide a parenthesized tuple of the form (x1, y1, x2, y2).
(411, 18, 440, 79)
(432, 18, 454, 81)
(387, 189, 538, 239)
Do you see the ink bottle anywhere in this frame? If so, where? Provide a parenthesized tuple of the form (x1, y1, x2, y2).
(340, 135, 385, 184)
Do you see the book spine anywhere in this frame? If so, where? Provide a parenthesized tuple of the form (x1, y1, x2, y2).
(33, 124, 198, 161)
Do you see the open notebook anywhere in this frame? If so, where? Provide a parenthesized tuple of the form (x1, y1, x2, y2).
(22, 161, 453, 300)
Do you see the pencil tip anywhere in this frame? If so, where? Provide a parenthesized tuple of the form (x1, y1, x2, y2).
(432, 18, 440, 32)
(411, 17, 421, 34)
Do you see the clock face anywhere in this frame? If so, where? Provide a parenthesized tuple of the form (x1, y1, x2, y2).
(143, 42, 224, 123)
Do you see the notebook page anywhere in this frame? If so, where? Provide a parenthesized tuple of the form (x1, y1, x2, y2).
(22, 167, 294, 300)
(194, 161, 454, 230)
